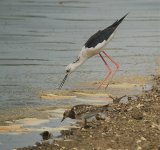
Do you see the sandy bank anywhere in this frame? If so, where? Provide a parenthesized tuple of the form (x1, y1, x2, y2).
(17, 75, 160, 150)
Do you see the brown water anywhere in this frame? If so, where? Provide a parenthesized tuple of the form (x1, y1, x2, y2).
(0, 0, 160, 149)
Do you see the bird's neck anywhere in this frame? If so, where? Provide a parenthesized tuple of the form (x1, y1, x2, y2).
(72, 56, 86, 70)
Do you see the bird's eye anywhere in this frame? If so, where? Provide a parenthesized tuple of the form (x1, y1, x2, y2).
(66, 69, 70, 73)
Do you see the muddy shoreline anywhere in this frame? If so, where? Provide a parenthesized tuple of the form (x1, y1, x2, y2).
(17, 75, 160, 150)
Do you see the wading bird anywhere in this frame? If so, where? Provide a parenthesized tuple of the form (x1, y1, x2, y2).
(59, 13, 128, 89)
(61, 104, 109, 127)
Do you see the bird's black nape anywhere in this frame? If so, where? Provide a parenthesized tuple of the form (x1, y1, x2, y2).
(58, 74, 68, 89)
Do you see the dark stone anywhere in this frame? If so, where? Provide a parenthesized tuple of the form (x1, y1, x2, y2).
(35, 142, 41, 146)
(40, 131, 52, 140)
(131, 108, 143, 120)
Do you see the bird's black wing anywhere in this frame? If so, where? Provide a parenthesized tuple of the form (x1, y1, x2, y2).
(84, 13, 128, 48)
(84, 30, 104, 49)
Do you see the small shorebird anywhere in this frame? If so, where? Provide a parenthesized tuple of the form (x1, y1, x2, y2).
(61, 104, 109, 126)
(59, 13, 128, 89)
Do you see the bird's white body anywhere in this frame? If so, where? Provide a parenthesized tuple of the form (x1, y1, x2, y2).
(81, 40, 106, 58)
(67, 33, 115, 73)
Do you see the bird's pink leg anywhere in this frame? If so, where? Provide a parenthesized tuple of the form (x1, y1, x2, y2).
(102, 51, 120, 80)
(98, 53, 112, 89)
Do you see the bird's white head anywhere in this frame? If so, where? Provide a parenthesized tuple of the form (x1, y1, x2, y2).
(66, 56, 83, 74)
(65, 63, 77, 74)
(58, 56, 86, 89)
(58, 57, 80, 89)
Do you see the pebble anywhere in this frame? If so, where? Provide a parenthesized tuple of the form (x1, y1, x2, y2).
(54, 143, 60, 147)
(40, 131, 52, 140)
(127, 106, 133, 111)
(103, 126, 108, 132)
(33, 144, 37, 147)
(35, 142, 41, 146)
(140, 136, 146, 141)
(131, 108, 143, 120)
(136, 103, 144, 108)
(136, 139, 141, 143)
(101, 132, 106, 136)
(81, 128, 86, 131)
(137, 146, 142, 150)
(151, 123, 160, 130)
(72, 148, 78, 150)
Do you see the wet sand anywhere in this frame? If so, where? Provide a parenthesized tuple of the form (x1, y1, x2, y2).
(0, 77, 151, 149)
(0, 80, 144, 132)
(0, 125, 27, 133)
(17, 75, 160, 150)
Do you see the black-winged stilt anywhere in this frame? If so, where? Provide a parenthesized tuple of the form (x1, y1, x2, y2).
(59, 13, 128, 89)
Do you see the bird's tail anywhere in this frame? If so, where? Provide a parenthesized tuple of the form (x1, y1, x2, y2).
(110, 13, 129, 28)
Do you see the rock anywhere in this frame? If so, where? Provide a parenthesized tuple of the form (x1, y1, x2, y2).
(140, 136, 146, 141)
(128, 96, 137, 101)
(72, 148, 78, 150)
(90, 135, 93, 138)
(96, 113, 105, 120)
(60, 147, 66, 150)
(136, 103, 144, 108)
(35, 142, 41, 146)
(54, 143, 60, 147)
(137, 146, 142, 150)
(40, 131, 52, 140)
(136, 139, 141, 143)
(103, 126, 108, 132)
(131, 108, 143, 120)
(151, 123, 160, 130)
(101, 132, 106, 137)
(33, 144, 37, 147)
(61, 129, 73, 138)
(81, 128, 86, 131)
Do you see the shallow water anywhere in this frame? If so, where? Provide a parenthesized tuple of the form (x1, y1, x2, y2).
(0, 0, 160, 108)
(0, 0, 160, 149)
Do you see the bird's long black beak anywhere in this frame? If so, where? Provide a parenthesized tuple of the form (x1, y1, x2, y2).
(58, 74, 68, 89)
(61, 117, 65, 122)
